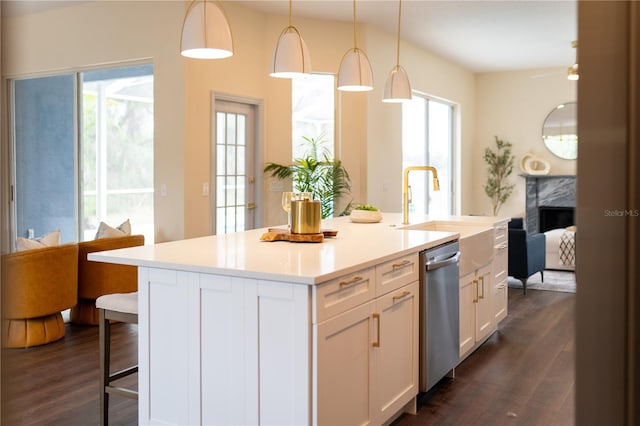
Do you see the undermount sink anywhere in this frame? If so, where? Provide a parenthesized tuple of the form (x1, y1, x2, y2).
(401, 221, 494, 276)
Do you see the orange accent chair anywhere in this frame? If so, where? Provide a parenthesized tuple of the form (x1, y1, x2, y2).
(1, 244, 79, 348)
(71, 235, 144, 325)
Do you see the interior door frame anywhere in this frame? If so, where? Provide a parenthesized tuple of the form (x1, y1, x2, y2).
(210, 92, 264, 234)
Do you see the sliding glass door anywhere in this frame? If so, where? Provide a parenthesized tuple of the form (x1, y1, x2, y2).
(10, 64, 154, 248)
(13, 74, 77, 243)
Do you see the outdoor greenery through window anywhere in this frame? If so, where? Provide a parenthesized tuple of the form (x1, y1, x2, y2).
(81, 66, 154, 242)
(292, 74, 334, 160)
(402, 95, 455, 216)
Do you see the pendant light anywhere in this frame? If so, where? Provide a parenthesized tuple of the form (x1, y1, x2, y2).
(567, 40, 579, 81)
(337, 0, 374, 91)
(383, 0, 412, 102)
(270, 0, 311, 78)
(180, 0, 233, 59)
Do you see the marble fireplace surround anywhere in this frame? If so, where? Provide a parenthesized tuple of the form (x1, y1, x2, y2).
(522, 174, 577, 234)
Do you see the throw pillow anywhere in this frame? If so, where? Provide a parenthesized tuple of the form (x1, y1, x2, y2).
(16, 229, 61, 251)
(95, 219, 132, 239)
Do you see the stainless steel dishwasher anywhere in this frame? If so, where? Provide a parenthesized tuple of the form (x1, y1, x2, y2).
(419, 241, 461, 392)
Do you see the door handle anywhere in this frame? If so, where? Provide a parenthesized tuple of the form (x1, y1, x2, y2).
(372, 313, 381, 347)
(247, 203, 256, 210)
(473, 279, 478, 303)
(479, 276, 485, 299)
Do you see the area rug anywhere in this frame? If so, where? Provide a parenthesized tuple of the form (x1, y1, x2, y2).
(507, 270, 576, 293)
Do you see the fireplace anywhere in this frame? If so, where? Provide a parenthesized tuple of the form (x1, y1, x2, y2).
(538, 206, 575, 233)
(522, 174, 576, 234)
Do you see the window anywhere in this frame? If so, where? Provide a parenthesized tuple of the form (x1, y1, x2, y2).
(402, 95, 456, 215)
(81, 66, 154, 241)
(291, 74, 335, 160)
(10, 64, 154, 247)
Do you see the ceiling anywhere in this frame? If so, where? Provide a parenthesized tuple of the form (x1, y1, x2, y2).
(3, 0, 577, 73)
(239, 0, 577, 73)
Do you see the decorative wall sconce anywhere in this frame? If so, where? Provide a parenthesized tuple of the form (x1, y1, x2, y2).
(567, 40, 578, 81)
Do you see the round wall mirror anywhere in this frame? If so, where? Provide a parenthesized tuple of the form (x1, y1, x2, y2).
(542, 102, 577, 160)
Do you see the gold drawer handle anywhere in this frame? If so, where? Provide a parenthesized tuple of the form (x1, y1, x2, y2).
(339, 276, 363, 287)
(392, 291, 411, 301)
(392, 260, 411, 269)
(372, 313, 381, 347)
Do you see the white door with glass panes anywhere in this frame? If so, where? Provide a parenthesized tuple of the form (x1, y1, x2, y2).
(213, 100, 256, 234)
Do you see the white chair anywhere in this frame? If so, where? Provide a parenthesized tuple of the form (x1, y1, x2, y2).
(96, 292, 138, 426)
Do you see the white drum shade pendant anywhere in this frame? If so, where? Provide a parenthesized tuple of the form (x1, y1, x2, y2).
(270, 0, 311, 78)
(338, 0, 373, 91)
(181, 0, 233, 59)
(383, 0, 412, 102)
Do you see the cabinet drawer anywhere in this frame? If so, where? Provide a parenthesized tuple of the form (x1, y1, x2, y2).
(493, 243, 508, 283)
(314, 268, 376, 323)
(375, 254, 419, 296)
(494, 224, 508, 245)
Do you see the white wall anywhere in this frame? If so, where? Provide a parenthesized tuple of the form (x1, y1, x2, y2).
(2, 1, 186, 243)
(1, 1, 571, 245)
(364, 26, 476, 216)
(474, 68, 577, 217)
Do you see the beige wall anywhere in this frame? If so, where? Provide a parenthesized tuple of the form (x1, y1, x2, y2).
(1, 1, 571, 245)
(474, 69, 577, 217)
(363, 26, 476, 215)
(1, 1, 185, 243)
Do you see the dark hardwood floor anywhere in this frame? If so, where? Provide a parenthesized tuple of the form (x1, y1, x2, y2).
(395, 288, 575, 426)
(1, 288, 574, 426)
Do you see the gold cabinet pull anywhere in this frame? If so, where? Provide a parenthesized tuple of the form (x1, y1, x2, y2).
(372, 313, 381, 347)
(479, 276, 485, 299)
(392, 259, 411, 269)
(392, 291, 411, 301)
(247, 203, 256, 210)
(473, 279, 478, 303)
(339, 276, 363, 287)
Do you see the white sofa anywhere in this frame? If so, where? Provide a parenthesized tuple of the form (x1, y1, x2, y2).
(544, 228, 576, 271)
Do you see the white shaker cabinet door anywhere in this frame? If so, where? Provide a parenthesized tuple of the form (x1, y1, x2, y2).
(373, 281, 419, 424)
(315, 299, 377, 426)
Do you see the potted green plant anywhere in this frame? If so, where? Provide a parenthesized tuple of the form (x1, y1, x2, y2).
(264, 135, 351, 219)
(483, 136, 515, 216)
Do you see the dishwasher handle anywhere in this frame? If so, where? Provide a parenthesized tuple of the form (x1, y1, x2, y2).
(426, 251, 461, 271)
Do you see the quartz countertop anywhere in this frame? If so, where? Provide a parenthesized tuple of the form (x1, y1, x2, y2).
(88, 213, 506, 285)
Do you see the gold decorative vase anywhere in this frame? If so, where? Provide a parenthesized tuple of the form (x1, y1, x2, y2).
(291, 199, 321, 234)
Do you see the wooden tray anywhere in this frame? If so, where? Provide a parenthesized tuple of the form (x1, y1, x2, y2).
(260, 228, 338, 243)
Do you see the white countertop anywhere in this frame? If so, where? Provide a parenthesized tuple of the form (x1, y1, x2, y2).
(88, 213, 506, 285)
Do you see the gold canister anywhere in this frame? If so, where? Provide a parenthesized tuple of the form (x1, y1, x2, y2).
(291, 199, 321, 234)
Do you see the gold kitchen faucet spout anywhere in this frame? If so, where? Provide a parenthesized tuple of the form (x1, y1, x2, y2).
(402, 166, 440, 224)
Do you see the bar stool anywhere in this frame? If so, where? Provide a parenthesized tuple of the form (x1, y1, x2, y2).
(97, 292, 138, 426)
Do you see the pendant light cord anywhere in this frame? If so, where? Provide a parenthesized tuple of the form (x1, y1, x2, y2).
(353, 0, 358, 48)
(289, 0, 293, 28)
(395, 0, 402, 66)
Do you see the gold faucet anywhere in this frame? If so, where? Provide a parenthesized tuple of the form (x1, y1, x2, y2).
(402, 166, 440, 224)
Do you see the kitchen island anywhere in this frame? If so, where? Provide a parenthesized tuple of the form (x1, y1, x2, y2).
(90, 213, 507, 425)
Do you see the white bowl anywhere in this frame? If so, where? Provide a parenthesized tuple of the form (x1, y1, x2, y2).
(350, 209, 383, 223)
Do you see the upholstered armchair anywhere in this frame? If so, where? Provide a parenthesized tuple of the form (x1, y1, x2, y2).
(508, 217, 546, 294)
(70, 235, 144, 325)
(1, 243, 79, 348)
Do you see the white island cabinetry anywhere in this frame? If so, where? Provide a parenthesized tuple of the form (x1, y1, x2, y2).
(89, 213, 507, 426)
(314, 254, 419, 425)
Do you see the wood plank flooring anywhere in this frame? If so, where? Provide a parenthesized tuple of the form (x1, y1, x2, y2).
(1, 288, 574, 426)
